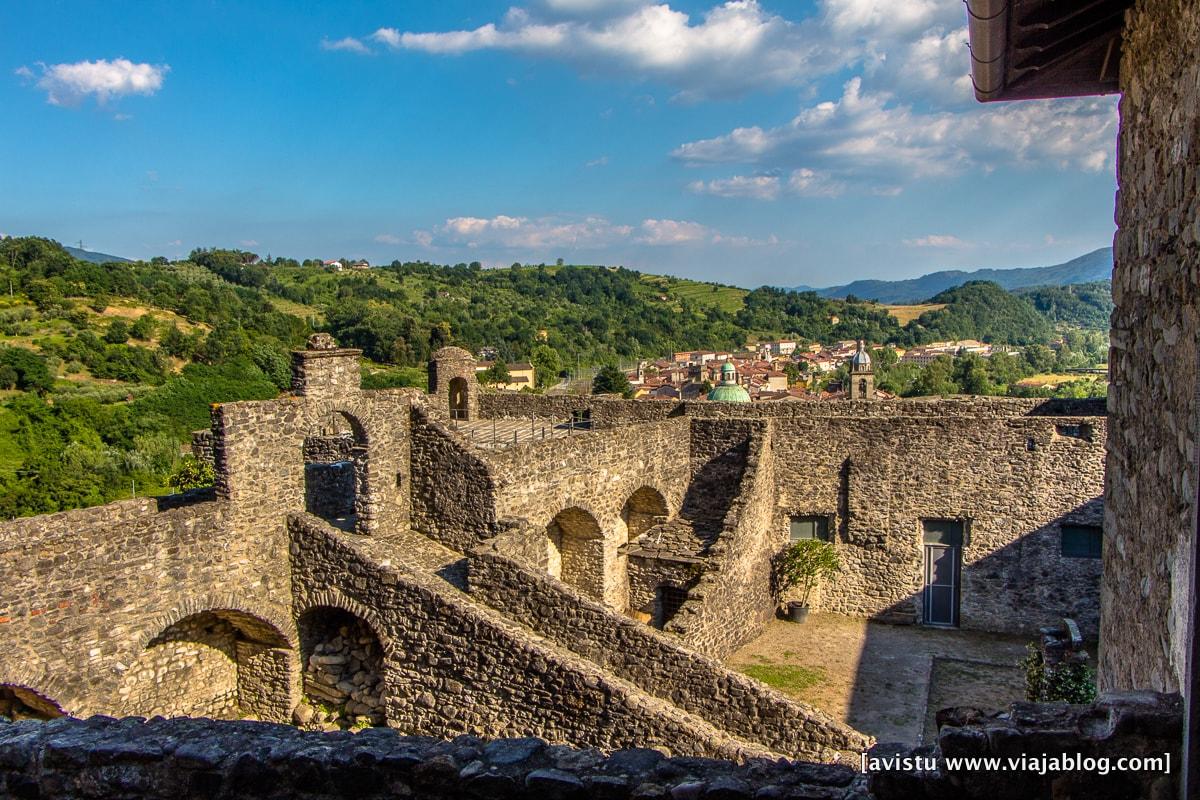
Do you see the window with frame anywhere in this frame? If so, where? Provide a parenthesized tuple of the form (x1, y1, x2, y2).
(1061, 524, 1102, 558)
(790, 515, 831, 542)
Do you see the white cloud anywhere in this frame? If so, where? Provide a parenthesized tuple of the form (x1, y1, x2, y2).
(787, 168, 844, 197)
(413, 230, 434, 247)
(439, 214, 633, 249)
(688, 174, 780, 200)
(903, 234, 967, 248)
(637, 218, 711, 245)
(321, 36, 371, 54)
(240, 239, 259, 247)
(370, 1, 841, 100)
(586, 155, 610, 167)
(673, 78, 1117, 191)
(166, 239, 182, 247)
(22, 58, 169, 106)
(374, 233, 403, 245)
(711, 232, 781, 247)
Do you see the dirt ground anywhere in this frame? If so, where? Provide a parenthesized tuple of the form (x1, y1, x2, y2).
(726, 613, 1030, 745)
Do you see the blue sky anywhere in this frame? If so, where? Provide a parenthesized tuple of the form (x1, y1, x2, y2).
(1, 1, 1118, 288)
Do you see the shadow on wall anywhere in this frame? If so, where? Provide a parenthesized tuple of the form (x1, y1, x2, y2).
(843, 497, 1102, 743)
(680, 439, 749, 549)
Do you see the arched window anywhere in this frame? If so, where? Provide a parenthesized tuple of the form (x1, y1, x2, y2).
(304, 411, 368, 531)
(297, 606, 386, 729)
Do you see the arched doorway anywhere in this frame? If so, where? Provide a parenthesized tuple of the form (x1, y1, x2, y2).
(296, 606, 385, 729)
(118, 610, 292, 721)
(304, 411, 368, 532)
(546, 507, 605, 602)
(449, 376, 469, 421)
(621, 487, 669, 542)
(0, 685, 64, 720)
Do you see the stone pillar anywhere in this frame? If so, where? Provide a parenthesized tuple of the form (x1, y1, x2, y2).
(291, 333, 363, 403)
(428, 346, 479, 421)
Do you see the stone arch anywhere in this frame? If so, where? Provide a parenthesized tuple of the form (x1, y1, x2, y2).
(295, 602, 388, 729)
(546, 507, 606, 602)
(621, 486, 670, 542)
(119, 607, 295, 722)
(449, 377, 469, 421)
(304, 409, 370, 532)
(0, 684, 65, 720)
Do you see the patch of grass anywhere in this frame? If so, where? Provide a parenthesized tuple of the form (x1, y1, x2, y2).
(740, 662, 827, 694)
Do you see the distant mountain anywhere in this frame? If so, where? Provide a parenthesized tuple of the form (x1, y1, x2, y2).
(795, 247, 1113, 303)
(64, 245, 131, 264)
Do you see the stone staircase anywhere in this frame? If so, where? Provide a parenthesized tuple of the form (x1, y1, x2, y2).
(308, 522, 781, 760)
(341, 522, 868, 761)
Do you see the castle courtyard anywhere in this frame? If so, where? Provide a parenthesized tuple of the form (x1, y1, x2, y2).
(727, 613, 1030, 745)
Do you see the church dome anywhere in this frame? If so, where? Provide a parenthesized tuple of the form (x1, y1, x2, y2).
(708, 361, 751, 403)
(851, 340, 872, 369)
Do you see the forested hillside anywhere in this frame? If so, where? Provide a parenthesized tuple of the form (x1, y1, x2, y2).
(0, 236, 1111, 517)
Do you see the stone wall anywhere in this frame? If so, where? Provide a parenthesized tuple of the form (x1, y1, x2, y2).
(116, 614, 241, 719)
(466, 542, 869, 759)
(772, 413, 1106, 636)
(0, 716, 871, 800)
(408, 409, 497, 551)
(1102, 0, 1200, 693)
(0, 691, 1182, 800)
(664, 421, 779, 657)
(288, 513, 777, 759)
(0, 493, 296, 720)
(480, 392, 681, 427)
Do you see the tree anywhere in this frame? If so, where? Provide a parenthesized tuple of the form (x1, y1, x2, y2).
(129, 313, 158, 341)
(529, 344, 562, 388)
(104, 320, 131, 344)
(774, 539, 840, 608)
(159, 324, 194, 359)
(480, 361, 510, 387)
(952, 353, 993, 395)
(906, 355, 959, 397)
(592, 364, 633, 397)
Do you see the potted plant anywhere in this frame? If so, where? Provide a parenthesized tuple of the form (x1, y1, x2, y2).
(775, 539, 839, 623)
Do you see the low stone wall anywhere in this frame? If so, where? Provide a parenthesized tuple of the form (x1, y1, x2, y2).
(0, 716, 868, 800)
(467, 542, 870, 759)
(289, 513, 776, 759)
(869, 692, 1182, 799)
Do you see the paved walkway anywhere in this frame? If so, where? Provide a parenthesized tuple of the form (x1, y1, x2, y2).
(726, 613, 1030, 745)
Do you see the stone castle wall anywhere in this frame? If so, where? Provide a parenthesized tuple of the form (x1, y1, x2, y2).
(0, 493, 295, 719)
(771, 413, 1107, 635)
(1102, 0, 1200, 693)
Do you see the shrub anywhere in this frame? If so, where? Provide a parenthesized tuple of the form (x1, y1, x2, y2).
(774, 539, 839, 607)
(1020, 643, 1097, 704)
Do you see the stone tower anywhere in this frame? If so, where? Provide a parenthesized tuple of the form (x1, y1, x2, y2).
(428, 346, 479, 421)
(291, 333, 363, 403)
(848, 340, 875, 400)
